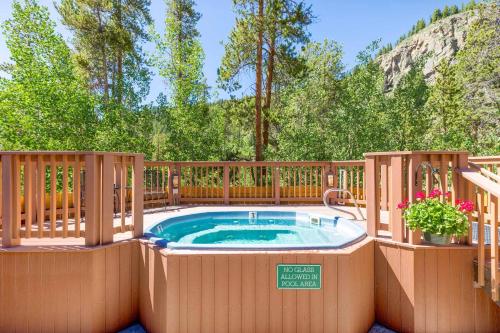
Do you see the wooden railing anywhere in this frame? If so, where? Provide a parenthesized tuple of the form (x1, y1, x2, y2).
(365, 151, 469, 243)
(459, 166, 499, 302)
(142, 161, 366, 206)
(469, 156, 500, 175)
(0, 152, 143, 247)
(364, 151, 499, 302)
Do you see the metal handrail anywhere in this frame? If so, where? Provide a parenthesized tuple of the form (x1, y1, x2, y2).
(323, 188, 366, 221)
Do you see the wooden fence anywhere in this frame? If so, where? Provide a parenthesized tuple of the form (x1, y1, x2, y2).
(143, 161, 366, 207)
(365, 151, 499, 302)
(0, 152, 144, 246)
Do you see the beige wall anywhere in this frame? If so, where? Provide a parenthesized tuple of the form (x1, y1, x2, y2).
(138, 240, 375, 333)
(375, 240, 500, 333)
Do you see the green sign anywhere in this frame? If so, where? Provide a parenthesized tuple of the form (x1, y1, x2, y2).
(276, 264, 321, 289)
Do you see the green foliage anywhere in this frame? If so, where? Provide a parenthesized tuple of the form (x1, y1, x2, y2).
(0, 0, 96, 150)
(0, 0, 497, 162)
(386, 60, 430, 151)
(150, 0, 221, 161)
(57, 0, 152, 109)
(404, 198, 469, 236)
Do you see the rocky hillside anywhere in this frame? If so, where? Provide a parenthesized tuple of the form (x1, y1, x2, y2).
(378, 9, 479, 91)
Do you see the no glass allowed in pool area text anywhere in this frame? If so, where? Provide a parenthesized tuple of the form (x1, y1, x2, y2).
(276, 264, 321, 289)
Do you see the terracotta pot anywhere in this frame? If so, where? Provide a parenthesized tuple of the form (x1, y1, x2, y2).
(423, 232, 451, 245)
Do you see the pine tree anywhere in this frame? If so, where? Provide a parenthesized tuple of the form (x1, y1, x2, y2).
(425, 60, 471, 150)
(57, 0, 152, 109)
(442, 5, 451, 17)
(415, 19, 426, 33)
(430, 9, 442, 23)
(219, 0, 312, 160)
(151, 0, 218, 160)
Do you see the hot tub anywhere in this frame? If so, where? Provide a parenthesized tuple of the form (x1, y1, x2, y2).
(145, 210, 366, 250)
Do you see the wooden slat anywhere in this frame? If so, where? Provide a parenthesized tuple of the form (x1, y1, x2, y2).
(24, 156, 33, 238)
(74, 156, 81, 237)
(389, 156, 404, 242)
(49, 155, 57, 238)
(476, 189, 485, 287)
(37, 155, 45, 238)
(62, 155, 69, 237)
(133, 155, 144, 238)
(102, 154, 114, 243)
(490, 195, 499, 302)
(121, 157, 127, 231)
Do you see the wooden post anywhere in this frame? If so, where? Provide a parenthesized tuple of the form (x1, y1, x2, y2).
(274, 165, 280, 205)
(101, 154, 114, 244)
(36, 155, 45, 238)
(390, 155, 404, 242)
(167, 163, 174, 206)
(1, 154, 21, 247)
(24, 156, 33, 238)
(132, 155, 144, 238)
(84, 154, 100, 246)
(407, 154, 422, 245)
(490, 195, 499, 302)
(365, 156, 379, 237)
(62, 155, 69, 237)
(223, 163, 230, 205)
(74, 156, 81, 237)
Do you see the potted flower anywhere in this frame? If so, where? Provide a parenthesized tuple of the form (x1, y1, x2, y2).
(397, 189, 473, 245)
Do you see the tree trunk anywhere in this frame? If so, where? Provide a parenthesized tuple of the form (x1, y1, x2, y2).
(97, 10, 109, 104)
(116, 0, 123, 105)
(263, 36, 275, 148)
(255, 0, 264, 161)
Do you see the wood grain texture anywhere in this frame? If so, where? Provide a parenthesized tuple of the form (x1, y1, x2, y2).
(375, 239, 500, 333)
(137, 240, 375, 333)
(0, 241, 139, 333)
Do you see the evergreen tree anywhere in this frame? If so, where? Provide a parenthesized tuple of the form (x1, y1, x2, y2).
(387, 61, 430, 151)
(415, 19, 426, 32)
(151, 0, 220, 160)
(219, 0, 312, 160)
(442, 5, 451, 17)
(430, 9, 442, 23)
(425, 60, 472, 151)
(57, 0, 152, 109)
(0, 0, 96, 150)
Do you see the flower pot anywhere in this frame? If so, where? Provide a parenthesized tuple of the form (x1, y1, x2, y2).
(423, 232, 451, 245)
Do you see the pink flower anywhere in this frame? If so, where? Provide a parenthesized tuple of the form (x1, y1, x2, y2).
(428, 188, 442, 199)
(459, 200, 474, 212)
(397, 199, 409, 209)
(455, 199, 462, 205)
(444, 191, 451, 198)
(415, 191, 426, 200)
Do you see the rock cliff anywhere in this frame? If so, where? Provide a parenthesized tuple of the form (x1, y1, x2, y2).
(378, 10, 478, 90)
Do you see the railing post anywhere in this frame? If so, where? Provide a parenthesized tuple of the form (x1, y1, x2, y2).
(84, 154, 101, 246)
(365, 156, 379, 237)
(167, 163, 174, 206)
(490, 195, 499, 302)
(1, 154, 21, 247)
(133, 155, 144, 238)
(223, 163, 230, 205)
(389, 155, 404, 242)
(274, 165, 280, 205)
(407, 154, 422, 244)
(101, 154, 114, 244)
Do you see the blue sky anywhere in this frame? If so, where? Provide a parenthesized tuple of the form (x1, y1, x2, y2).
(0, 0, 467, 102)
